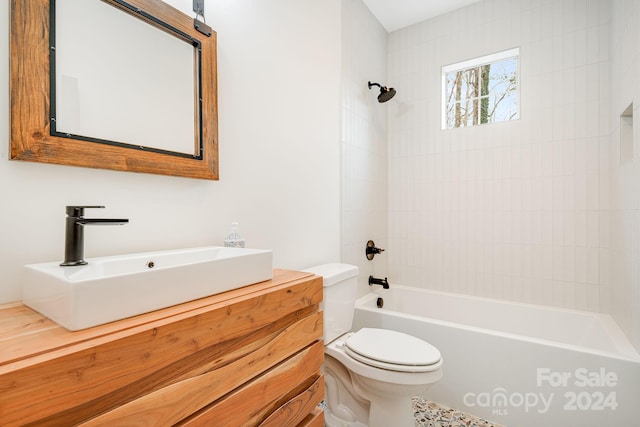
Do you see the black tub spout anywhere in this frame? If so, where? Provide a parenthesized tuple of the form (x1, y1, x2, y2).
(368, 275, 389, 289)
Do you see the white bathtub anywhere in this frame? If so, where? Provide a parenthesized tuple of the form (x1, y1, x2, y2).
(352, 286, 640, 427)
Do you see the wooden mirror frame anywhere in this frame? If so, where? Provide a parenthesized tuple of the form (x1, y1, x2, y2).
(10, 0, 219, 180)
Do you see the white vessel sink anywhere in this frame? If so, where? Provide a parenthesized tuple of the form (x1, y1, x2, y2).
(22, 246, 273, 331)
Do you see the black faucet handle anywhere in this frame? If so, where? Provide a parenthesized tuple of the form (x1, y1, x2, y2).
(366, 240, 386, 260)
(65, 206, 105, 217)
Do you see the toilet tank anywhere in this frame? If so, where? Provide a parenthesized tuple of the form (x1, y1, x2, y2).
(304, 263, 359, 343)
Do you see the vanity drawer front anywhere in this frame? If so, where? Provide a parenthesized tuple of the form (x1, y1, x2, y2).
(296, 407, 325, 427)
(0, 272, 323, 427)
(259, 375, 324, 427)
(78, 314, 323, 426)
(180, 342, 324, 426)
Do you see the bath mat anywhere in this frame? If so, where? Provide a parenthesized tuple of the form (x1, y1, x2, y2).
(318, 398, 503, 426)
(413, 397, 504, 427)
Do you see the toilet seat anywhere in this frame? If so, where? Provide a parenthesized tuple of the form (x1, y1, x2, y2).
(325, 330, 443, 386)
(344, 328, 441, 373)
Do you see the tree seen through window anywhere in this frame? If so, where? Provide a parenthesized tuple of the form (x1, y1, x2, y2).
(443, 51, 519, 129)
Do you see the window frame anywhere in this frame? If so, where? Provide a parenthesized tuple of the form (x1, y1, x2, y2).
(441, 47, 520, 130)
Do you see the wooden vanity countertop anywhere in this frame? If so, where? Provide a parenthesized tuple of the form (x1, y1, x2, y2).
(0, 268, 316, 371)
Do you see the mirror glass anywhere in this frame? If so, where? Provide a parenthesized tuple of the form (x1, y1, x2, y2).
(53, 0, 199, 157)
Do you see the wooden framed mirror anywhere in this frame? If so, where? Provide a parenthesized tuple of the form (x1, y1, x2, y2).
(10, 0, 218, 180)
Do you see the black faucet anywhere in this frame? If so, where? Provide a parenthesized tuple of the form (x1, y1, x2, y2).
(60, 206, 129, 266)
(368, 275, 389, 289)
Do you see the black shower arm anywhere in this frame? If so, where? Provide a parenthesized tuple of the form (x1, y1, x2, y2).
(368, 81, 382, 89)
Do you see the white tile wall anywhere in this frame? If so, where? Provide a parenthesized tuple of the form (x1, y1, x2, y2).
(387, 0, 613, 312)
(609, 0, 640, 350)
(341, 0, 389, 297)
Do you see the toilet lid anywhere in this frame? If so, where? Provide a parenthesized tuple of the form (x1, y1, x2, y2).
(345, 328, 441, 372)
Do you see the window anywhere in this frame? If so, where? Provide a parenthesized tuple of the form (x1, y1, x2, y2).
(442, 48, 519, 129)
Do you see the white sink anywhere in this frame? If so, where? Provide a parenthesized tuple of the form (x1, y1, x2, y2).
(22, 246, 273, 331)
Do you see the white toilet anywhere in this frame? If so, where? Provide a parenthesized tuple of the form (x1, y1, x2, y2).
(305, 263, 443, 427)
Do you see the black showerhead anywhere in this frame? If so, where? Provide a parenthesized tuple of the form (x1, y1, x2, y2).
(368, 81, 396, 103)
(378, 86, 396, 103)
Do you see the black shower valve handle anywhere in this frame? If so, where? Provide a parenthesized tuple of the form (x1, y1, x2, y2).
(366, 240, 385, 260)
(367, 246, 384, 255)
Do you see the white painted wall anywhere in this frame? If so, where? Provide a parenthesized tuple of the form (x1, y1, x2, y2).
(341, 0, 389, 297)
(0, 0, 341, 304)
(387, 0, 612, 311)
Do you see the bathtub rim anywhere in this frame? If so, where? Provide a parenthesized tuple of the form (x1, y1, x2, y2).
(356, 286, 640, 363)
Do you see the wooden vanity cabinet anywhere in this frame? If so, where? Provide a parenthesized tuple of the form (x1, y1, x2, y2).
(0, 269, 324, 426)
